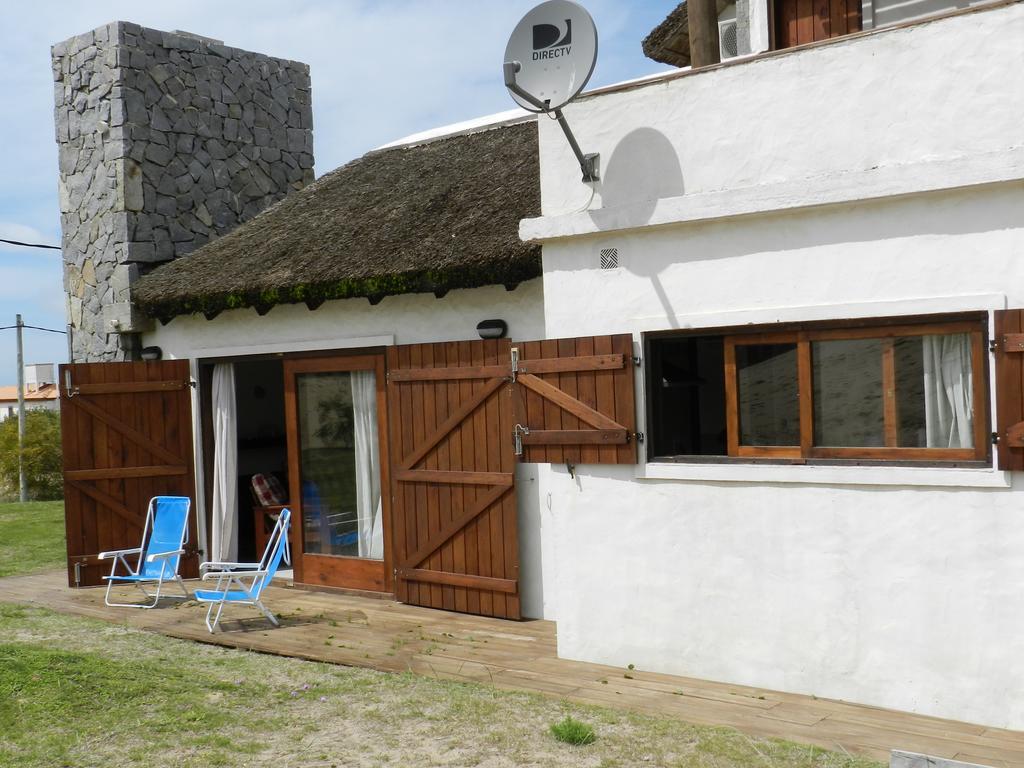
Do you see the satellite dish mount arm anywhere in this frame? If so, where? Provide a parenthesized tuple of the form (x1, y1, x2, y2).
(504, 61, 600, 183)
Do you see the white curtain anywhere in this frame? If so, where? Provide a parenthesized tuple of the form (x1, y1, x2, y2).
(210, 363, 238, 562)
(923, 334, 974, 449)
(351, 371, 383, 559)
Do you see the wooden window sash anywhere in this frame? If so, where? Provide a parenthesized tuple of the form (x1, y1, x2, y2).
(724, 321, 988, 462)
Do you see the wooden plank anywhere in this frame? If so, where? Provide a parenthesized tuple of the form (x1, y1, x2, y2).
(557, 337, 582, 465)
(882, 338, 898, 448)
(830, 0, 848, 37)
(387, 363, 509, 382)
(521, 430, 627, 445)
(68, 394, 184, 467)
(518, 354, 624, 375)
(473, 341, 495, 618)
(797, 0, 814, 44)
(459, 341, 480, 616)
(397, 568, 518, 594)
(402, 484, 512, 572)
(993, 311, 1021, 470)
(422, 343, 443, 610)
(575, 336, 601, 465)
(798, 336, 814, 454)
(65, 465, 187, 481)
(65, 479, 140, 527)
(611, 334, 636, 465)
(1003, 333, 1024, 353)
(398, 376, 505, 471)
(518, 374, 624, 431)
(71, 380, 189, 395)
(446, 341, 467, 614)
(593, 335, 616, 463)
(435, 343, 456, 611)
(813, 0, 830, 40)
(395, 469, 514, 486)
(724, 340, 739, 457)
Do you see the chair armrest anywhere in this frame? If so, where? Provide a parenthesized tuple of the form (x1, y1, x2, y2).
(200, 560, 261, 573)
(98, 547, 142, 560)
(201, 569, 269, 581)
(146, 549, 185, 563)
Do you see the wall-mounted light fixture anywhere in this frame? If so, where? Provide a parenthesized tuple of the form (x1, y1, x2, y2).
(140, 346, 163, 361)
(476, 319, 507, 340)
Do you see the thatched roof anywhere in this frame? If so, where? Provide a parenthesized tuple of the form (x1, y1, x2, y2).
(642, 1, 733, 68)
(133, 119, 541, 322)
(642, 2, 693, 68)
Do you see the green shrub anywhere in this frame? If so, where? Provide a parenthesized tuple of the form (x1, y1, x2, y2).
(0, 409, 63, 501)
(550, 716, 596, 746)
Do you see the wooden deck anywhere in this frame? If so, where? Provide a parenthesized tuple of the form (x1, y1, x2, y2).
(2, 571, 1021, 767)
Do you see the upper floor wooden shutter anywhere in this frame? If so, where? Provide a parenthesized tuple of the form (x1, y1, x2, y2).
(512, 334, 637, 464)
(773, 0, 862, 50)
(994, 309, 1024, 471)
(60, 360, 198, 587)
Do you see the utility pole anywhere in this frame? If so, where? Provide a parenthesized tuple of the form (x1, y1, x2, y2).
(15, 314, 27, 502)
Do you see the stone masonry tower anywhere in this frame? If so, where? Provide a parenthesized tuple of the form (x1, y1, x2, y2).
(52, 22, 314, 361)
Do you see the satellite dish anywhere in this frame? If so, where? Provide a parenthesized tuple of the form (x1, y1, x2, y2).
(503, 0, 598, 113)
(503, 1, 601, 182)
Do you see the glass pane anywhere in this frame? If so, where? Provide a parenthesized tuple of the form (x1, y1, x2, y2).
(736, 343, 799, 446)
(895, 333, 973, 449)
(649, 336, 727, 457)
(296, 371, 383, 558)
(812, 338, 885, 447)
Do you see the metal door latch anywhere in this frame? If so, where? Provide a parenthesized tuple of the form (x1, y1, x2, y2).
(510, 347, 520, 383)
(513, 423, 530, 456)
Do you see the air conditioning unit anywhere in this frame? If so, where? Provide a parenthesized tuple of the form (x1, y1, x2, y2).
(718, 20, 738, 59)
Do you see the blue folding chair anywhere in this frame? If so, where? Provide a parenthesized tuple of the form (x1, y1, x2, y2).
(98, 496, 192, 608)
(196, 507, 291, 632)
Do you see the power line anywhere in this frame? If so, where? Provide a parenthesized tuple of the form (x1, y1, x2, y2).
(0, 324, 67, 334)
(0, 238, 61, 251)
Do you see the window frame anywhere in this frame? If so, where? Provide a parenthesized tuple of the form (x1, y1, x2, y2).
(647, 315, 990, 465)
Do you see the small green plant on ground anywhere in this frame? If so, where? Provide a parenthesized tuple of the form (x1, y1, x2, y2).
(0, 500, 65, 577)
(550, 715, 597, 745)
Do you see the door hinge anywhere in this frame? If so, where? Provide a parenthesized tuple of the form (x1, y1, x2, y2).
(633, 355, 642, 367)
(992, 431, 1000, 445)
(63, 369, 79, 398)
(633, 431, 645, 443)
(513, 423, 529, 456)
(990, 339, 998, 353)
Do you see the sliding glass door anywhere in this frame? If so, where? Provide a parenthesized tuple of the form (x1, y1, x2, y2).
(283, 353, 391, 592)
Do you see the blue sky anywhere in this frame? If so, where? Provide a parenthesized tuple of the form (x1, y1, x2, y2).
(0, 0, 678, 384)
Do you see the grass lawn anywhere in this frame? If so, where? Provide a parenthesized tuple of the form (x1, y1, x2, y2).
(0, 501, 883, 767)
(0, 604, 883, 768)
(0, 500, 65, 577)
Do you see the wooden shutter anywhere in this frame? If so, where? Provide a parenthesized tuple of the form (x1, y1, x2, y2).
(773, 0, 861, 50)
(513, 334, 637, 464)
(60, 360, 198, 587)
(994, 309, 1024, 471)
(386, 340, 520, 619)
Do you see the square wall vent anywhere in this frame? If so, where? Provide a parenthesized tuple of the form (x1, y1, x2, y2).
(599, 247, 619, 270)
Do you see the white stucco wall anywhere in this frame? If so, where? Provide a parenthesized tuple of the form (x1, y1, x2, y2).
(144, 280, 553, 620)
(524, 3, 1024, 730)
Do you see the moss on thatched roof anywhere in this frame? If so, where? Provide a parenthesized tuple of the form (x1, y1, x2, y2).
(133, 119, 541, 322)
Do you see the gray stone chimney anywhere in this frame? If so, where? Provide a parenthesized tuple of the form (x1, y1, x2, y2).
(52, 22, 314, 361)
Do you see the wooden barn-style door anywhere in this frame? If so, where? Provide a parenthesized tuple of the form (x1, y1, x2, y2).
(59, 360, 198, 587)
(386, 334, 637, 620)
(387, 340, 520, 619)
